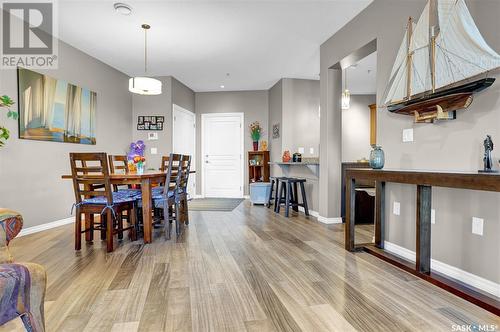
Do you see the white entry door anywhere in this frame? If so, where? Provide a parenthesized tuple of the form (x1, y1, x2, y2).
(202, 113, 244, 198)
(172, 104, 196, 197)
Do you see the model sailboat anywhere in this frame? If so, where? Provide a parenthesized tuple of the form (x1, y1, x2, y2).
(383, 0, 500, 123)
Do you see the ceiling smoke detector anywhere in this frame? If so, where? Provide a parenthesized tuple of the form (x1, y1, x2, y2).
(114, 3, 132, 15)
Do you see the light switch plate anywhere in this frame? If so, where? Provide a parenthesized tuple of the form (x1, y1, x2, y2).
(472, 217, 484, 236)
(148, 132, 158, 140)
(150, 147, 158, 155)
(402, 128, 414, 142)
(309, 147, 314, 155)
(431, 209, 436, 224)
(393, 201, 400, 216)
(298, 147, 305, 154)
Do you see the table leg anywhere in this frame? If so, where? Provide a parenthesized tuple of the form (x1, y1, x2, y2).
(416, 185, 432, 274)
(141, 178, 153, 244)
(375, 181, 385, 248)
(345, 178, 356, 251)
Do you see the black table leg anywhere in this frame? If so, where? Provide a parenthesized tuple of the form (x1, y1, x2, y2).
(416, 185, 432, 274)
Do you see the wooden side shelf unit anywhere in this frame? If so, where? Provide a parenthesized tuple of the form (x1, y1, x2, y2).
(345, 168, 500, 315)
(248, 151, 269, 183)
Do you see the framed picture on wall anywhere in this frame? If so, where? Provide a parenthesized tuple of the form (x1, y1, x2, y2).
(18, 68, 97, 145)
(272, 123, 280, 139)
(137, 115, 164, 131)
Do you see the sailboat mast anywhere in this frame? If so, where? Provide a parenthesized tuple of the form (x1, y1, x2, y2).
(406, 17, 413, 99)
(429, 0, 439, 93)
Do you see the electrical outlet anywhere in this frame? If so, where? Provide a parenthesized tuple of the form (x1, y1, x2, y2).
(148, 132, 158, 140)
(309, 147, 314, 155)
(402, 128, 414, 142)
(393, 201, 400, 216)
(472, 217, 484, 236)
(150, 147, 158, 155)
(298, 147, 305, 154)
(431, 209, 436, 224)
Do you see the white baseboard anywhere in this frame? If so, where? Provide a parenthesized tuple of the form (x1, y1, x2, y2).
(296, 207, 342, 224)
(384, 241, 500, 298)
(19, 217, 75, 237)
(317, 216, 343, 224)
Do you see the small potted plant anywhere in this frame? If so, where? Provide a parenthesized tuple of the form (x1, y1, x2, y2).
(249, 121, 262, 151)
(0, 95, 17, 147)
(127, 140, 146, 174)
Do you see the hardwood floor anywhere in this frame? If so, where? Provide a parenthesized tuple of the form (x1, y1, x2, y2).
(11, 201, 499, 332)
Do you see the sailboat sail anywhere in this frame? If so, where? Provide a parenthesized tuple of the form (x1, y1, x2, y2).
(435, 0, 500, 89)
(384, 0, 500, 107)
(384, 27, 409, 104)
(410, 2, 431, 95)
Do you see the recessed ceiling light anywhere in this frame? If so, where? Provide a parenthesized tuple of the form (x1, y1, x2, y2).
(114, 3, 132, 15)
(220, 85, 225, 89)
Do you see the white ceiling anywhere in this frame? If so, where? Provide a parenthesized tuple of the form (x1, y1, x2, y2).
(346, 51, 377, 95)
(58, 0, 372, 92)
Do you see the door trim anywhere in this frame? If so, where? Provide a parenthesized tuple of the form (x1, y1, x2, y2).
(172, 104, 196, 196)
(201, 112, 244, 198)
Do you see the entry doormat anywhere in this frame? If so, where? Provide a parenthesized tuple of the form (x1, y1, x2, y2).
(188, 198, 244, 211)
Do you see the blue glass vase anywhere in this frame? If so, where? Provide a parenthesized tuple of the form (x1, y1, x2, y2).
(369, 145, 385, 169)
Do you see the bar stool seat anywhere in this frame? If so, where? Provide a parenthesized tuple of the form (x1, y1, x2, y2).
(276, 177, 309, 217)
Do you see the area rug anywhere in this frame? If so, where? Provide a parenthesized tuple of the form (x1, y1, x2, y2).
(188, 198, 244, 211)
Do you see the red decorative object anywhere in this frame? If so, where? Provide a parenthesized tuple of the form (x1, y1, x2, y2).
(253, 141, 259, 151)
(282, 150, 291, 162)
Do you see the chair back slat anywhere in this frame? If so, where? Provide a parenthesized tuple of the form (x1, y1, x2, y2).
(163, 154, 182, 195)
(70, 152, 113, 204)
(178, 155, 192, 193)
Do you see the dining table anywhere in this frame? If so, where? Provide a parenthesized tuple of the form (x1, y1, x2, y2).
(62, 171, 167, 244)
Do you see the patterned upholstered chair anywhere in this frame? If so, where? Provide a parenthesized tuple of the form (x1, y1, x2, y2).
(0, 209, 46, 332)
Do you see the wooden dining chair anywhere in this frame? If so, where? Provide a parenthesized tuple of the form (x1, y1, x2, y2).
(151, 153, 182, 239)
(177, 155, 192, 227)
(70, 152, 137, 252)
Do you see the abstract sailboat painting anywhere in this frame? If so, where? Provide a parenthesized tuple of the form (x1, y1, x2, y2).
(383, 0, 500, 123)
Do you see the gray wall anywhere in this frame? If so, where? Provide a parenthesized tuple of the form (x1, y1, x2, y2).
(0, 40, 133, 228)
(320, 0, 500, 283)
(194, 91, 269, 195)
(269, 80, 283, 176)
(269, 78, 321, 212)
(132, 76, 172, 167)
(132, 76, 195, 168)
(282, 78, 320, 157)
(172, 77, 195, 113)
(342, 94, 375, 162)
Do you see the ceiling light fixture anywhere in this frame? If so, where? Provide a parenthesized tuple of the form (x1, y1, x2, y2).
(129, 24, 162, 95)
(220, 85, 225, 89)
(341, 68, 350, 110)
(113, 3, 132, 15)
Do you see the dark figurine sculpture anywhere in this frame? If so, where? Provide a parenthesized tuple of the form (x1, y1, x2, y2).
(480, 135, 497, 173)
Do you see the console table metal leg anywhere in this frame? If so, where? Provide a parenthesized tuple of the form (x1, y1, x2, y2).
(375, 181, 385, 249)
(345, 178, 356, 251)
(416, 185, 432, 274)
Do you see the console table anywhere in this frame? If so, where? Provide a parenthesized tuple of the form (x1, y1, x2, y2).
(345, 168, 500, 315)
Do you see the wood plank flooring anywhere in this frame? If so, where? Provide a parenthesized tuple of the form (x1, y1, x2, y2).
(11, 201, 500, 332)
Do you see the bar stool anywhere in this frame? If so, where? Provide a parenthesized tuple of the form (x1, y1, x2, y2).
(276, 177, 309, 217)
(268, 176, 286, 211)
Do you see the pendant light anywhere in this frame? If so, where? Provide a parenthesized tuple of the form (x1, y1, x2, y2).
(129, 24, 162, 95)
(341, 68, 350, 110)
